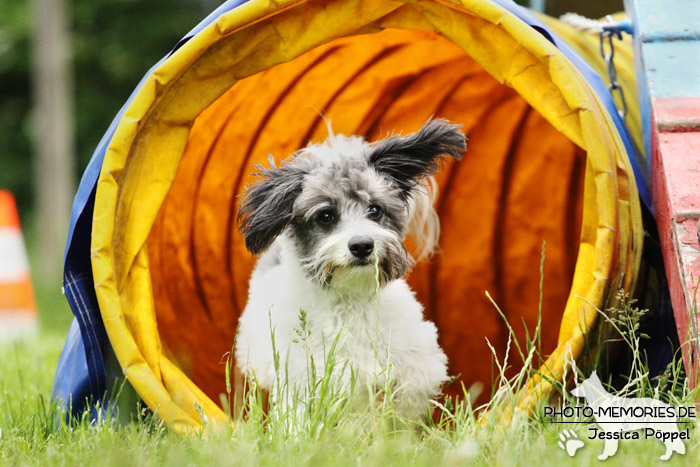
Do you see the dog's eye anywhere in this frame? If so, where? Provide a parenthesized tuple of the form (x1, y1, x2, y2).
(368, 204, 383, 221)
(316, 209, 336, 225)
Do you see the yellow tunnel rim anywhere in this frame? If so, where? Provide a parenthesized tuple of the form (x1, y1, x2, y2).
(90, 0, 642, 429)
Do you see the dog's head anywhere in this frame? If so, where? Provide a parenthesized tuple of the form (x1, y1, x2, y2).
(570, 371, 603, 400)
(570, 382, 586, 399)
(238, 117, 466, 291)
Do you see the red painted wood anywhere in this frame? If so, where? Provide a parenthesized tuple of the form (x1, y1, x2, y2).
(651, 97, 700, 389)
(655, 132, 700, 213)
(653, 97, 700, 133)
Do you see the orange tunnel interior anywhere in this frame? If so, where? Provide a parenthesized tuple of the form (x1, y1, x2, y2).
(147, 29, 585, 405)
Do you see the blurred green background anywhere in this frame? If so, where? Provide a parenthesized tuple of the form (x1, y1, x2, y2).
(1, 0, 222, 230)
(0, 0, 621, 330)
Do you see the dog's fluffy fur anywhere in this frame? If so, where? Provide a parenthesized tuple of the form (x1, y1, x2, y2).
(235, 118, 465, 419)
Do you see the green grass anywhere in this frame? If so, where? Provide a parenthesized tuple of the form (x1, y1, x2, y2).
(1, 266, 699, 465)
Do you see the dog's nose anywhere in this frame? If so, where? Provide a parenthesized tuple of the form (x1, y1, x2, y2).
(348, 236, 374, 259)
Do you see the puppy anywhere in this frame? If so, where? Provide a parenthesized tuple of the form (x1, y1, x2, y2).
(235, 118, 465, 420)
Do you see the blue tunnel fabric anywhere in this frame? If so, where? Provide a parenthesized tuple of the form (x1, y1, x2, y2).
(51, 0, 653, 417)
(51, 0, 250, 414)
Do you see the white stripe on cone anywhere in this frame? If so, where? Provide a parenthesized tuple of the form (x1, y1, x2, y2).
(0, 228, 31, 282)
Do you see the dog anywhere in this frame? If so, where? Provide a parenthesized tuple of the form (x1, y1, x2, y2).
(571, 371, 686, 460)
(234, 118, 465, 420)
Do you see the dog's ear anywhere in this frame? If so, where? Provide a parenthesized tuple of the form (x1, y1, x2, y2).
(369, 117, 466, 198)
(238, 156, 306, 254)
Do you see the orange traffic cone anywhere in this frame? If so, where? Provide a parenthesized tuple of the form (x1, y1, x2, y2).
(0, 190, 38, 340)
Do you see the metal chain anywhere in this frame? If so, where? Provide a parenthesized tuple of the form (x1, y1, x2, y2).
(599, 17, 629, 119)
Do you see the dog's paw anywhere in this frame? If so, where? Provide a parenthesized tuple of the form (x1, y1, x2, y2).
(558, 429, 584, 457)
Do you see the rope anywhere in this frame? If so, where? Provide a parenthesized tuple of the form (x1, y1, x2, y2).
(558, 12, 614, 34)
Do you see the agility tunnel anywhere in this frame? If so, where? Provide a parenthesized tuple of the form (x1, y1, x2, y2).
(52, 0, 657, 431)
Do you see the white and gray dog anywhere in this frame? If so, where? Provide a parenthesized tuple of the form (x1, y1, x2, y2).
(235, 118, 465, 419)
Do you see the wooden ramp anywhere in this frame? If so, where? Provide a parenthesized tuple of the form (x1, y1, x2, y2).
(627, 0, 700, 387)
